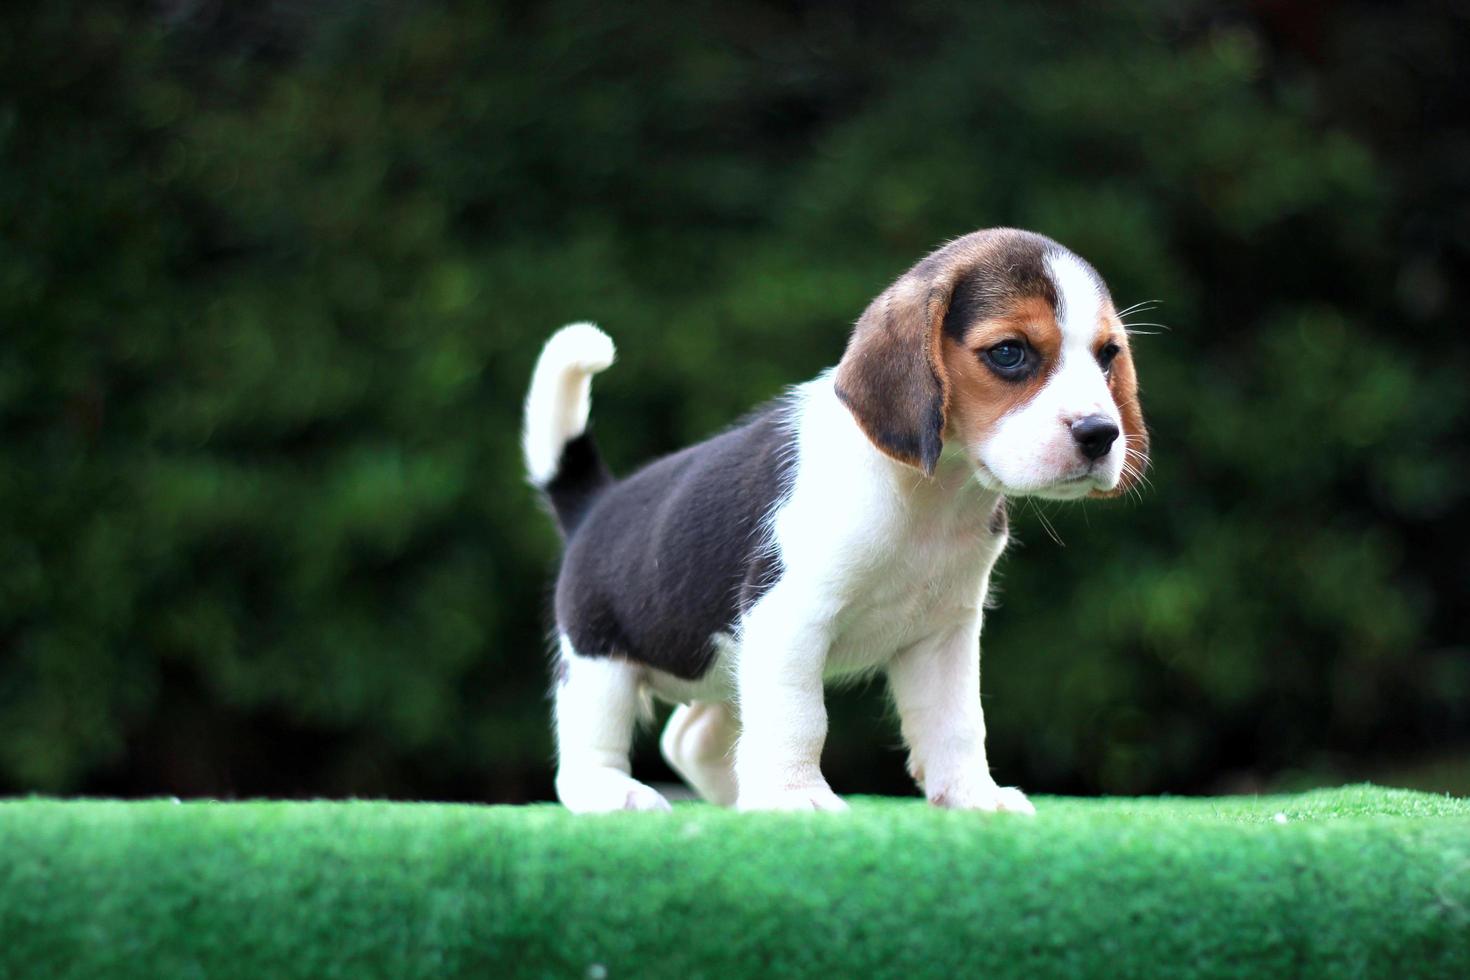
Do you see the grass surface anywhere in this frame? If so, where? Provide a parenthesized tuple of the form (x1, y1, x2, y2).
(2, 785, 1467, 978)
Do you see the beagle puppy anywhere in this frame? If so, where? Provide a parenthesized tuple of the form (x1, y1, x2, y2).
(523, 228, 1147, 812)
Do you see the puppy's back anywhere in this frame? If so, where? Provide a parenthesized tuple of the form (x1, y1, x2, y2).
(556, 401, 797, 681)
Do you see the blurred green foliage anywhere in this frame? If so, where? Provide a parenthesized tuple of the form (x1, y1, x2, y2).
(2, 1, 1467, 799)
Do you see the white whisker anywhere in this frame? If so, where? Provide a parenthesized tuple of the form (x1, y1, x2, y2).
(1115, 299, 1161, 318)
(1025, 498, 1065, 548)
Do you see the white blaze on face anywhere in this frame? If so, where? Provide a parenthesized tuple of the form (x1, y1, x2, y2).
(973, 250, 1125, 498)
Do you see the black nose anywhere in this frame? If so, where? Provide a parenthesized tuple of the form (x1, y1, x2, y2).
(1071, 414, 1120, 461)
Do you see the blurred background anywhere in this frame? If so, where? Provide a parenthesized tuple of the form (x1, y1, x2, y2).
(2, 0, 1468, 803)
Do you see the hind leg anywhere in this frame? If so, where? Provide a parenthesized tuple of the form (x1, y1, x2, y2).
(660, 701, 740, 806)
(554, 638, 671, 813)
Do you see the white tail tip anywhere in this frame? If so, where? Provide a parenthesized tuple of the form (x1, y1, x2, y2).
(523, 322, 616, 485)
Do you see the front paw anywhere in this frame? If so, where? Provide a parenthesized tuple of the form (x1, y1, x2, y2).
(929, 779, 1035, 815)
(737, 783, 850, 812)
(556, 767, 673, 814)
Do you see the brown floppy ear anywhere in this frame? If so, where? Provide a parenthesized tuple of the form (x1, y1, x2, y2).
(1097, 339, 1149, 497)
(834, 270, 958, 476)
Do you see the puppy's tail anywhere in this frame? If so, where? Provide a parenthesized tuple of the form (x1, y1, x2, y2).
(523, 322, 615, 537)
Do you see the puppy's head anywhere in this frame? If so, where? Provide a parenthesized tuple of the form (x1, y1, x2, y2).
(835, 228, 1147, 499)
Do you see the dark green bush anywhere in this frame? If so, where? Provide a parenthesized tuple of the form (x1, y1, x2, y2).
(1, 1, 1466, 799)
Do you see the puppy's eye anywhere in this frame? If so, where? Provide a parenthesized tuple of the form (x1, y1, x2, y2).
(984, 341, 1028, 373)
(1097, 342, 1121, 370)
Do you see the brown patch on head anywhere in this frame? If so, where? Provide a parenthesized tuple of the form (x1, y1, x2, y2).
(1090, 310, 1149, 498)
(835, 228, 1066, 474)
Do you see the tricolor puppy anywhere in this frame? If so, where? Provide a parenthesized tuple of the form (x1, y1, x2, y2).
(523, 228, 1147, 813)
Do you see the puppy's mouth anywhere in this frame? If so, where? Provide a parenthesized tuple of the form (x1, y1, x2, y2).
(1051, 466, 1121, 496)
(1031, 474, 1102, 500)
(973, 462, 1112, 499)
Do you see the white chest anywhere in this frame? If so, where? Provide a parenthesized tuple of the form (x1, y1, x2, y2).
(821, 501, 1005, 678)
(767, 378, 1008, 681)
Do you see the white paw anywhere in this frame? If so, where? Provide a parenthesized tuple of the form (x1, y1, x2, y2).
(556, 767, 673, 813)
(737, 784, 850, 812)
(930, 780, 1036, 815)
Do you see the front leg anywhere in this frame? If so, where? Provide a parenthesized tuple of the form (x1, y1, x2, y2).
(887, 618, 1034, 814)
(732, 589, 847, 811)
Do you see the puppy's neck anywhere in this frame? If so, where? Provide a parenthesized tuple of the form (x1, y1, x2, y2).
(874, 433, 1004, 526)
(809, 371, 1003, 528)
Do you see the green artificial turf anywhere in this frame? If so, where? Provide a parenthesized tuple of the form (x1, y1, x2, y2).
(1, 786, 1467, 979)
